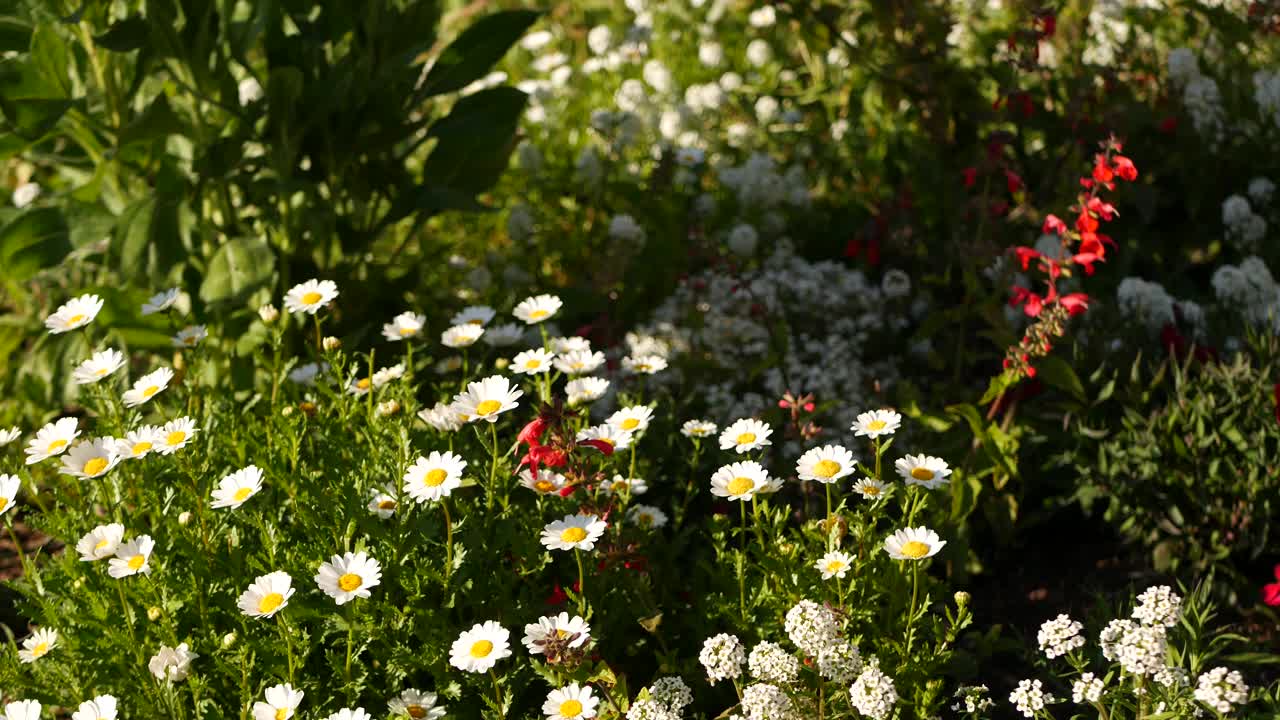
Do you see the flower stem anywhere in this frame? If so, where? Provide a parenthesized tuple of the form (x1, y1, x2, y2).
(574, 549, 587, 616)
(442, 498, 453, 588)
(278, 613, 296, 683)
(486, 422, 499, 512)
(490, 670, 504, 712)
(906, 562, 920, 655)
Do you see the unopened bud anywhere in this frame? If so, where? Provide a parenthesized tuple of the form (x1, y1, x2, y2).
(377, 400, 401, 417)
(222, 631, 237, 648)
(281, 405, 295, 417)
(147, 606, 162, 621)
(177, 511, 192, 525)
(322, 336, 341, 351)
(258, 304, 279, 323)
(954, 591, 970, 608)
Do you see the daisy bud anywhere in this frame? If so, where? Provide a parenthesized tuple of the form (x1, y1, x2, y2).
(258, 304, 279, 323)
(954, 591, 970, 608)
(281, 405, 295, 417)
(147, 606, 162, 621)
(322, 336, 341, 351)
(222, 632, 237, 648)
(177, 511, 192, 525)
(377, 400, 401, 417)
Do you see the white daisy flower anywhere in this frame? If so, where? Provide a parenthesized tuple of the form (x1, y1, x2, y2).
(513, 294, 563, 324)
(441, 324, 485, 348)
(114, 426, 162, 460)
(24, 417, 79, 464)
(566, 377, 609, 405)
(388, 689, 446, 719)
(171, 325, 207, 348)
(58, 438, 121, 479)
(141, 288, 181, 315)
(449, 621, 512, 673)
(512, 348, 556, 374)
(148, 642, 197, 682)
(815, 550, 854, 579)
(45, 294, 104, 334)
(796, 445, 856, 484)
(108, 535, 155, 578)
(76, 523, 125, 561)
(622, 355, 667, 374)
(520, 468, 568, 495)
(156, 417, 197, 455)
(315, 551, 383, 605)
(452, 305, 496, 326)
(237, 571, 295, 618)
(852, 477, 889, 500)
(367, 485, 399, 518)
(540, 514, 608, 551)
(603, 475, 648, 496)
(72, 349, 126, 385)
(607, 406, 654, 434)
(0, 427, 19, 446)
(210, 465, 264, 509)
(417, 401, 464, 432)
(252, 683, 303, 720)
(323, 710, 370, 720)
(883, 526, 946, 561)
(549, 336, 592, 354)
(383, 312, 426, 342)
(283, 279, 338, 314)
(575, 424, 632, 452)
(17, 628, 57, 663)
(451, 375, 522, 423)
(72, 695, 118, 720)
(480, 322, 524, 347)
(523, 612, 592, 654)
(0, 474, 20, 516)
(719, 418, 773, 453)
(627, 504, 668, 529)
(3, 701, 40, 720)
(710, 461, 770, 501)
(288, 362, 327, 385)
(851, 409, 902, 438)
(403, 451, 466, 503)
(894, 454, 951, 489)
(553, 349, 605, 375)
(681, 420, 718, 438)
(122, 367, 174, 408)
(543, 683, 599, 720)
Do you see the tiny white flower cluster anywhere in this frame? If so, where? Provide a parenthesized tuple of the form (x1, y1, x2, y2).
(950, 685, 994, 714)
(747, 641, 800, 684)
(740, 683, 796, 720)
(1071, 672, 1104, 704)
(1008, 678, 1054, 718)
(626, 677, 692, 720)
(1036, 613, 1085, 659)
(1099, 618, 1167, 677)
(699, 633, 746, 684)
(783, 600, 840, 656)
(1116, 277, 1176, 334)
(1167, 47, 1224, 143)
(1131, 585, 1182, 628)
(848, 657, 898, 720)
(1221, 194, 1267, 251)
(1193, 667, 1249, 714)
(1211, 256, 1280, 331)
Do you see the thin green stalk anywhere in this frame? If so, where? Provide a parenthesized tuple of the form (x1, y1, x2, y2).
(486, 422, 500, 512)
(441, 498, 453, 588)
(906, 562, 920, 655)
(278, 613, 296, 682)
(490, 670, 504, 712)
(574, 549, 587, 616)
(344, 605, 355, 688)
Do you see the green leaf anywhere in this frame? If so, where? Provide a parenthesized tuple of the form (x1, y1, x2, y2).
(94, 17, 149, 52)
(0, 207, 72, 282)
(117, 94, 187, 147)
(1035, 355, 1086, 403)
(419, 10, 541, 97)
(0, 16, 32, 53)
(421, 86, 526, 196)
(199, 237, 276, 304)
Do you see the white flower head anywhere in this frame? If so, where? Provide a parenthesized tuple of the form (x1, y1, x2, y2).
(851, 409, 902, 438)
(24, 417, 79, 464)
(699, 634, 745, 684)
(0, 474, 20, 516)
(543, 683, 599, 720)
(58, 438, 121, 479)
(815, 550, 854, 580)
(73, 349, 127, 385)
(403, 451, 466, 503)
(315, 551, 383, 605)
(512, 348, 556, 375)
(523, 612, 591, 655)
(784, 599, 840, 655)
(554, 349, 606, 375)
(1038, 614, 1085, 659)
(114, 425, 162, 460)
(796, 445, 856, 483)
(284, 279, 338, 314)
(576, 424, 633, 452)
(541, 514, 608, 551)
(849, 658, 898, 720)
(442, 323, 485, 348)
(710, 461, 769, 502)
(481, 322, 524, 347)
(252, 683, 304, 720)
(449, 621, 512, 673)
(108, 535, 155, 578)
(719, 418, 772, 453)
(894, 454, 951, 489)
(171, 325, 207, 348)
(211, 465, 265, 509)
(566, 377, 610, 405)
(513, 294, 563, 324)
(237, 571, 295, 618)
(627, 504, 668, 529)
(1009, 679, 1053, 718)
(18, 627, 58, 663)
(46, 294, 104, 334)
(520, 468, 568, 495)
(852, 477, 889, 500)
(3, 701, 41, 720)
(622, 354, 667, 374)
(76, 523, 125, 561)
(148, 642, 198, 682)
(883, 526, 945, 561)
(607, 406, 654, 434)
(383, 311, 426, 342)
(748, 642, 800, 684)
(0, 427, 19, 446)
(72, 695, 118, 720)
(388, 689, 446, 719)
(452, 305, 496, 326)
(680, 419, 718, 438)
(122, 367, 174, 408)
(156, 416, 197, 454)
(452, 375, 522, 423)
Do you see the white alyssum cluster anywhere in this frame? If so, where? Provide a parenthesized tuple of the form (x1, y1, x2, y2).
(1071, 672, 1104, 704)
(848, 658, 897, 720)
(1222, 194, 1267, 251)
(747, 641, 800, 684)
(625, 699, 679, 720)
(1193, 667, 1249, 714)
(1249, 176, 1275, 207)
(718, 152, 810, 211)
(1009, 678, 1054, 718)
(1116, 277, 1176, 333)
(740, 683, 796, 720)
(1132, 585, 1182, 628)
(1254, 70, 1280, 129)
(1037, 614, 1086, 659)
(647, 677, 693, 712)
(699, 633, 746, 683)
(816, 638, 863, 682)
(1212, 256, 1280, 331)
(783, 600, 840, 656)
(1099, 618, 1167, 677)
(1167, 48, 1224, 142)
(950, 685, 994, 714)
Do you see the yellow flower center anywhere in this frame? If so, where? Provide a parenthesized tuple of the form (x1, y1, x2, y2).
(637, 514, 653, 527)
(142, 385, 160, 398)
(813, 459, 841, 478)
(571, 361, 585, 369)
(274, 708, 289, 720)
(338, 573, 363, 592)
(131, 441, 152, 455)
(94, 538, 111, 551)
(166, 431, 186, 446)
(301, 291, 323, 305)
(183, 335, 198, 346)
(528, 309, 549, 320)
(735, 432, 756, 445)
(378, 499, 396, 510)
(407, 707, 427, 719)
(127, 554, 146, 571)
(633, 363, 651, 372)
(258, 592, 285, 614)
(82, 457, 109, 476)
(47, 439, 68, 453)
(0, 498, 8, 512)
(67, 314, 86, 324)
(560, 527, 588, 543)
(95, 367, 109, 376)
(727, 476, 755, 495)
(910, 467, 935, 481)
(900, 541, 931, 559)
(861, 484, 881, 496)
(469, 640, 494, 658)
(559, 700, 584, 717)
(233, 487, 254, 502)
(32, 642, 48, 657)
(867, 419, 887, 431)
(525, 359, 542, 369)
(356, 378, 372, 390)
(826, 560, 845, 573)
(423, 468, 448, 487)
(613, 481, 631, 493)
(399, 326, 417, 336)
(475, 399, 502, 415)
(467, 318, 484, 325)
(620, 418, 641, 430)
(534, 480, 555, 492)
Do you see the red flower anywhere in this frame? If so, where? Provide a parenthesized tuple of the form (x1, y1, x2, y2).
(1076, 211, 1099, 233)
(1009, 287, 1044, 317)
(1113, 156, 1138, 181)
(545, 582, 568, 606)
(1043, 214, 1067, 235)
(1005, 169, 1024, 193)
(1087, 196, 1118, 221)
(1012, 246, 1042, 270)
(577, 439, 615, 455)
(1159, 116, 1178, 134)
(1092, 157, 1115, 185)
(517, 417, 549, 447)
(1263, 564, 1280, 606)
(962, 167, 978, 188)
(1059, 293, 1090, 316)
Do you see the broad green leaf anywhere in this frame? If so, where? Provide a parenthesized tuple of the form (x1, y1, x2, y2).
(0, 207, 72, 282)
(117, 94, 187, 147)
(95, 17, 150, 52)
(0, 16, 32, 53)
(200, 237, 276, 304)
(422, 86, 526, 196)
(418, 10, 540, 97)
(1035, 355, 1086, 403)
